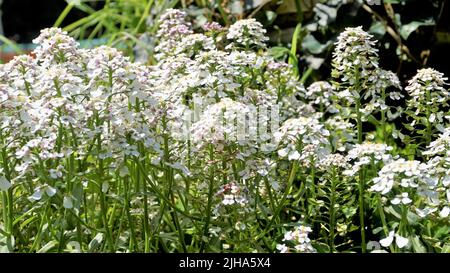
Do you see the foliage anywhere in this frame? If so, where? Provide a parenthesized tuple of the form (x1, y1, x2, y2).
(0, 9, 448, 253)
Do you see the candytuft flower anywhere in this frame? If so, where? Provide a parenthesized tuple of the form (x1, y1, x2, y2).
(226, 19, 269, 49)
(277, 225, 316, 253)
(332, 26, 379, 81)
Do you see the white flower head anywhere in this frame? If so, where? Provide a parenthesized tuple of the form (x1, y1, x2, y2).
(380, 231, 409, 249)
(332, 26, 379, 82)
(226, 19, 269, 49)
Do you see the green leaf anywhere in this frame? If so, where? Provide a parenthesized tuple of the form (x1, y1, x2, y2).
(410, 236, 427, 253)
(312, 242, 330, 253)
(385, 206, 402, 219)
(372, 227, 384, 235)
(38, 241, 58, 253)
(301, 34, 330, 54)
(406, 210, 420, 224)
(369, 21, 387, 37)
(265, 11, 277, 24)
(442, 243, 450, 253)
(400, 20, 435, 40)
(88, 233, 104, 252)
(289, 23, 303, 77)
(0, 233, 14, 253)
(268, 46, 291, 59)
(342, 206, 357, 219)
(434, 226, 450, 238)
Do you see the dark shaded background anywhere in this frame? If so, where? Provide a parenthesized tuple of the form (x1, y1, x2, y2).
(1, 0, 85, 43)
(1, 0, 449, 79)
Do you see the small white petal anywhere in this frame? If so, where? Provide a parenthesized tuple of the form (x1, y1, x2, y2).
(278, 148, 289, 157)
(402, 197, 412, 204)
(371, 250, 389, 253)
(276, 244, 288, 253)
(102, 182, 109, 193)
(380, 231, 395, 247)
(395, 234, 409, 248)
(119, 166, 129, 177)
(0, 176, 11, 191)
(439, 206, 449, 218)
(63, 196, 73, 209)
(45, 186, 57, 197)
(30, 189, 43, 201)
(288, 151, 300, 161)
(429, 113, 436, 123)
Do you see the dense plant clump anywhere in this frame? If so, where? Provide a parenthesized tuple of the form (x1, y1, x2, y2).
(0, 9, 448, 253)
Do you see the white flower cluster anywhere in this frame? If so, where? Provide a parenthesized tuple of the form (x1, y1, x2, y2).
(371, 159, 430, 195)
(32, 27, 80, 66)
(275, 116, 330, 161)
(305, 81, 337, 112)
(423, 128, 450, 158)
(318, 153, 349, 170)
(367, 69, 402, 99)
(216, 182, 248, 207)
(405, 68, 449, 109)
(332, 26, 379, 82)
(405, 68, 449, 128)
(2, 8, 449, 253)
(156, 8, 193, 39)
(370, 156, 449, 220)
(417, 128, 450, 218)
(154, 9, 194, 59)
(276, 225, 316, 253)
(0, 27, 161, 199)
(344, 143, 393, 176)
(226, 18, 269, 49)
(363, 69, 403, 117)
(202, 22, 224, 32)
(190, 98, 253, 150)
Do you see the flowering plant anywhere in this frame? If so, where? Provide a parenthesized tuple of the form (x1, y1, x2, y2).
(0, 9, 448, 253)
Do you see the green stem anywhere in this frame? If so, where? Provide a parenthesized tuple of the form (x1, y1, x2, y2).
(377, 194, 395, 253)
(425, 88, 432, 144)
(356, 97, 363, 144)
(95, 112, 114, 252)
(30, 203, 51, 252)
(358, 168, 367, 253)
(354, 74, 366, 253)
(329, 168, 337, 253)
(123, 175, 137, 252)
(381, 88, 387, 143)
(1, 191, 8, 233)
(256, 160, 298, 241)
(1, 134, 13, 236)
(199, 145, 215, 253)
(162, 115, 187, 253)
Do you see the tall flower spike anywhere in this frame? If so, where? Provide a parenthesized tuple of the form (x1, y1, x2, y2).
(405, 68, 449, 110)
(32, 27, 80, 65)
(404, 68, 449, 141)
(332, 26, 379, 82)
(156, 8, 192, 39)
